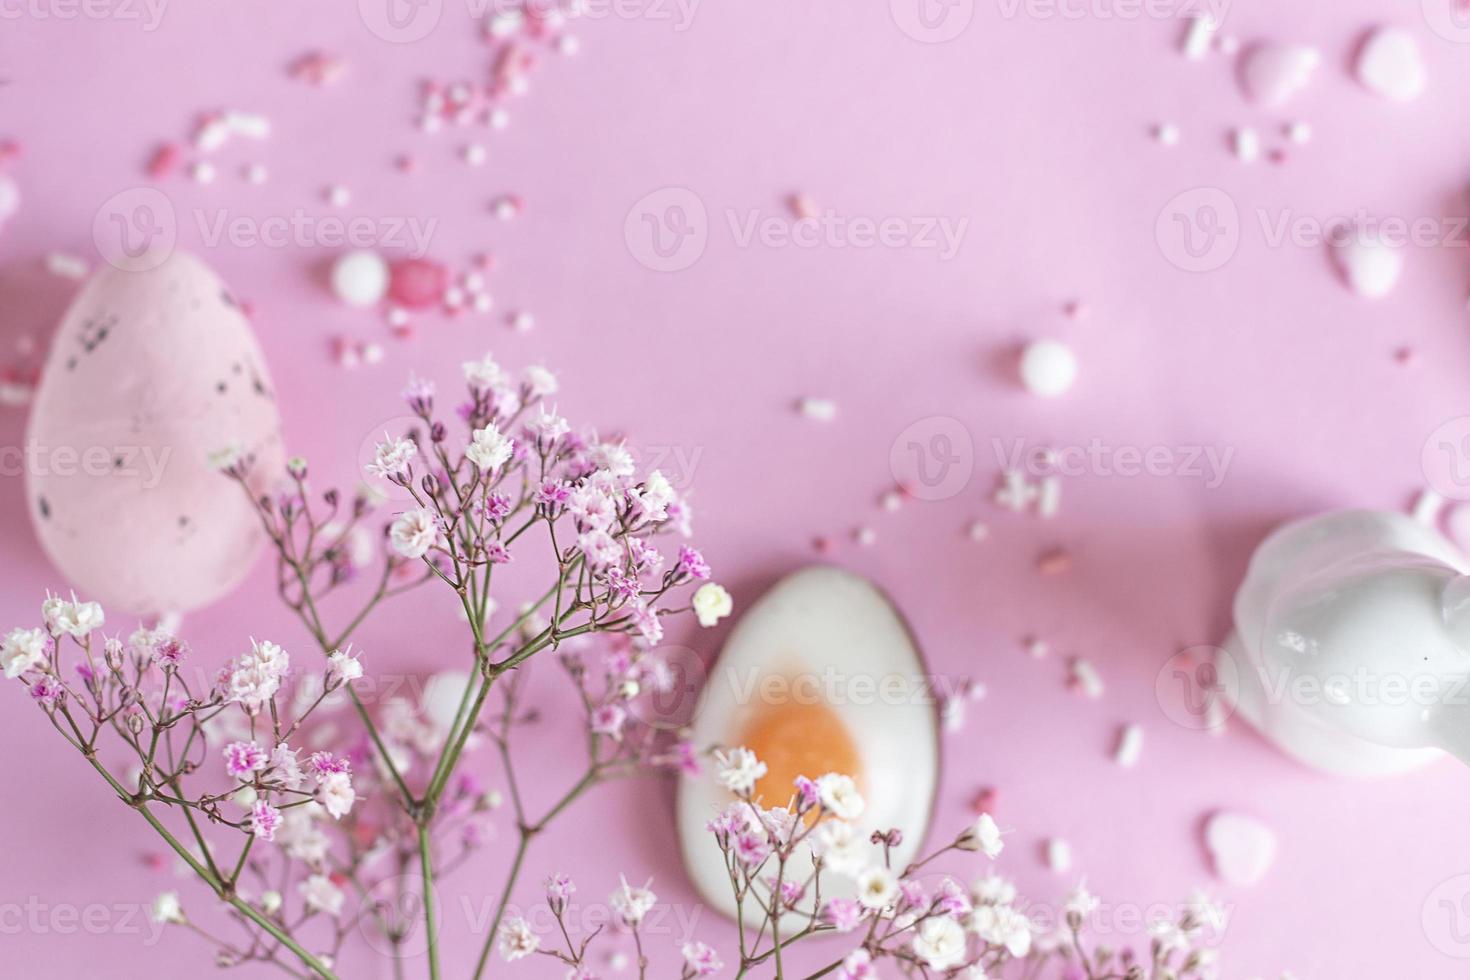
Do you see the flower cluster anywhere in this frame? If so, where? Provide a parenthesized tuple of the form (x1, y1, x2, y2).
(8, 356, 732, 980)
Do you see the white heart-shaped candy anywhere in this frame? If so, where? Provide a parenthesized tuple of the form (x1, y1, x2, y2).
(1205, 811, 1277, 887)
(1240, 43, 1321, 108)
(1356, 27, 1427, 102)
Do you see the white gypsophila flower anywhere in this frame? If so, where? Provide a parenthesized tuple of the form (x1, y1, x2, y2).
(367, 435, 417, 480)
(815, 773, 865, 820)
(960, 812, 1004, 859)
(1065, 880, 1100, 919)
(278, 811, 330, 864)
(299, 874, 344, 917)
(463, 353, 503, 390)
(856, 866, 899, 910)
(466, 424, 514, 471)
(971, 903, 1031, 957)
(316, 772, 356, 819)
(523, 365, 558, 398)
(327, 648, 363, 684)
(692, 583, 733, 628)
(52, 599, 104, 639)
(2, 627, 48, 679)
(610, 876, 657, 926)
(713, 746, 767, 796)
(498, 917, 539, 961)
(972, 874, 1016, 907)
(390, 508, 439, 559)
(150, 892, 184, 924)
(912, 915, 968, 970)
(632, 470, 676, 523)
(207, 443, 242, 471)
(813, 820, 869, 878)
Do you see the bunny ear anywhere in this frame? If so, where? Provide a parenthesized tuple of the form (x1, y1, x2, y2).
(1441, 575, 1470, 654)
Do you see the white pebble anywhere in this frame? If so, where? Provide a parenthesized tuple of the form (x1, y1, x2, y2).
(1018, 339, 1078, 398)
(1114, 724, 1144, 768)
(1232, 127, 1261, 163)
(1046, 838, 1072, 873)
(798, 397, 837, 421)
(330, 250, 389, 307)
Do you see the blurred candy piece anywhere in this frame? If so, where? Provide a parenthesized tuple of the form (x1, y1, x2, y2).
(389, 258, 449, 309)
(331, 250, 389, 307)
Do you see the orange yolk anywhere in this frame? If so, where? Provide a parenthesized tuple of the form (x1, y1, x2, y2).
(735, 694, 865, 810)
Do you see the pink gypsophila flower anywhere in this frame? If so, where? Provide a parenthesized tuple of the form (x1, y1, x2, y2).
(224, 741, 269, 779)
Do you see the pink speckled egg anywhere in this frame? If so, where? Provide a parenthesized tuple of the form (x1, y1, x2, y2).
(25, 252, 284, 616)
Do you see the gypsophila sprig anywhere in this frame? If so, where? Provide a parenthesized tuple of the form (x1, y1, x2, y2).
(8, 354, 732, 980)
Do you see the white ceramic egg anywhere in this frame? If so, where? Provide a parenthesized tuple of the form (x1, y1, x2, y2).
(26, 251, 284, 616)
(676, 566, 939, 919)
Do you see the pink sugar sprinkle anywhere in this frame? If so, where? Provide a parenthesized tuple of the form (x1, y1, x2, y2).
(1063, 299, 1088, 320)
(789, 193, 818, 219)
(1037, 548, 1071, 574)
(1395, 346, 1416, 366)
(812, 535, 833, 555)
(147, 142, 184, 179)
(970, 787, 997, 815)
(0, 140, 21, 165)
(491, 194, 522, 220)
(290, 51, 347, 86)
(396, 154, 418, 174)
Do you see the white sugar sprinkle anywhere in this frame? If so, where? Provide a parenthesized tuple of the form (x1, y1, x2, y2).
(967, 520, 990, 542)
(1046, 838, 1072, 873)
(1070, 657, 1104, 699)
(1155, 123, 1181, 146)
(1232, 127, 1261, 163)
(1180, 14, 1216, 60)
(45, 252, 89, 280)
(1114, 724, 1144, 768)
(798, 397, 837, 421)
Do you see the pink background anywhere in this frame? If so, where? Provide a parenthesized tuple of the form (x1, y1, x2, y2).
(3, 0, 1470, 976)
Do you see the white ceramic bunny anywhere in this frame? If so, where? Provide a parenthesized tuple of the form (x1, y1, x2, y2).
(1226, 509, 1470, 776)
